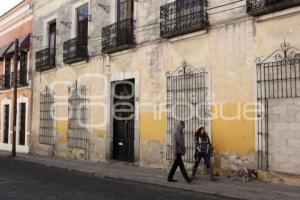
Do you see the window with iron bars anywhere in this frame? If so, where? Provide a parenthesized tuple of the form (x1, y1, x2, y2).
(68, 82, 88, 149)
(39, 87, 55, 145)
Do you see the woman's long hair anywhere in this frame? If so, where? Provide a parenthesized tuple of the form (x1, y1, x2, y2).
(195, 127, 206, 139)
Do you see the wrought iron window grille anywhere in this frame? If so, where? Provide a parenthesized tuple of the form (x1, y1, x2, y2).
(166, 61, 208, 163)
(40, 87, 55, 145)
(67, 81, 88, 149)
(256, 40, 300, 170)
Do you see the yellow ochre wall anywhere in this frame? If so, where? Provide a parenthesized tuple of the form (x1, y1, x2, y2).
(30, 0, 300, 180)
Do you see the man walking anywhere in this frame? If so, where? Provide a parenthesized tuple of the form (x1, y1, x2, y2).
(167, 121, 192, 183)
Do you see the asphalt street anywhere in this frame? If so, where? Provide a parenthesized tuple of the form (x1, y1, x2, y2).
(0, 158, 237, 200)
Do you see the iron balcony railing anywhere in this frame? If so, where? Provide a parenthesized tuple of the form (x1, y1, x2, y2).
(36, 48, 56, 72)
(247, 0, 300, 16)
(160, 0, 209, 38)
(0, 74, 11, 90)
(12, 68, 29, 87)
(63, 37, 88, 64)
(0, 68, 29, 90)
(102, 18, 135, 54)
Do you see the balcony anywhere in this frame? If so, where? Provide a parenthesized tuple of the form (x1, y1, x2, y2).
(0, 74, 11, 90)
(102, 19, 135, 54)
(0, 69, 28, 90)
(63, 37, 88, 64)
(36, 48, 56, 72)
(160, 0, 209, 39)
(12, 68, 29, 87)
(247, 0, 300, 16)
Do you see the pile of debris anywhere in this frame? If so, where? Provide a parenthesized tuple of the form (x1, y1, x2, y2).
(232, 167, 258, 182)
(214, 153, 258, 182)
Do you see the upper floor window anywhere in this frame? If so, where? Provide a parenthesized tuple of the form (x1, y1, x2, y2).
(117, 0, 134, 21)
(76, 3, 89, 39)
(63, 3, 89, 65)
(101, 0, 135, 54)
(36, 20, 56, 71)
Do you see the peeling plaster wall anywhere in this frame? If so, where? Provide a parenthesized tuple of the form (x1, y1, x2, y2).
(31, 0, 300, 177)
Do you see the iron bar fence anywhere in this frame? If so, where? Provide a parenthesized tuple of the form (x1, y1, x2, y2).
(160, 0, 209, 38)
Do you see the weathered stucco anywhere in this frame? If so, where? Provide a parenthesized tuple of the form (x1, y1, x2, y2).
(30, 0, 300, 183)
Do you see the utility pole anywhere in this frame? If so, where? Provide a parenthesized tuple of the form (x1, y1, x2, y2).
(12, 38, 19, 157)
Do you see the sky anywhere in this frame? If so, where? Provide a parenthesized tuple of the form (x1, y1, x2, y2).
(0, 0, 23, 16)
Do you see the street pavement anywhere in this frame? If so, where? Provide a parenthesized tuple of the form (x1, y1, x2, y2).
(0, 159, 237, 200)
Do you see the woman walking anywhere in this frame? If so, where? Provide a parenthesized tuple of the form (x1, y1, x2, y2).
(167, 121, 192, 183)
(192, 127, 217, 181)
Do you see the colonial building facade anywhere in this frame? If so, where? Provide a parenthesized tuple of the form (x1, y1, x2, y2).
(0, 0, 33, 153)
(30, 0, 300, 184)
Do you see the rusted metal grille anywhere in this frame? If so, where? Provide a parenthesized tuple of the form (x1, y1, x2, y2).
(160, 0, 208, 38)
(166, 61, 208, 163)
(40, 87, 55, 145)
(256, 41, 300, 170)
(68, 82, 88, 149)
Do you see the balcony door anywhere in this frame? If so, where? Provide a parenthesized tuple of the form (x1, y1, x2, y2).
(116, 0, 134, 46)
(4, 58, 11, 88)
(176, 0, 203, 29)
(48, 21, 56, 66)
(117, 0, 133, 21)
(19, 52, 28, 86)
(77, 3, 88, 41)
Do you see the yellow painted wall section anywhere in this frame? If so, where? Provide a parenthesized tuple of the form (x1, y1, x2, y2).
(211, 102, 256, 155)
(56, 121, 68, 133)
(140, 112, 166, 141)
(96, 130, 106, 139)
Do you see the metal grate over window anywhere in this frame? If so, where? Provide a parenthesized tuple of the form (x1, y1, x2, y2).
(166, 61, 208, 163)
(40, 87, 55, 145)
(68, 82, 88, 149)
(256, 41, 300, 170)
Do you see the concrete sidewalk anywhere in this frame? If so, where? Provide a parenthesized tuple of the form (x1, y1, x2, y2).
(1, 152, 300, 200)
